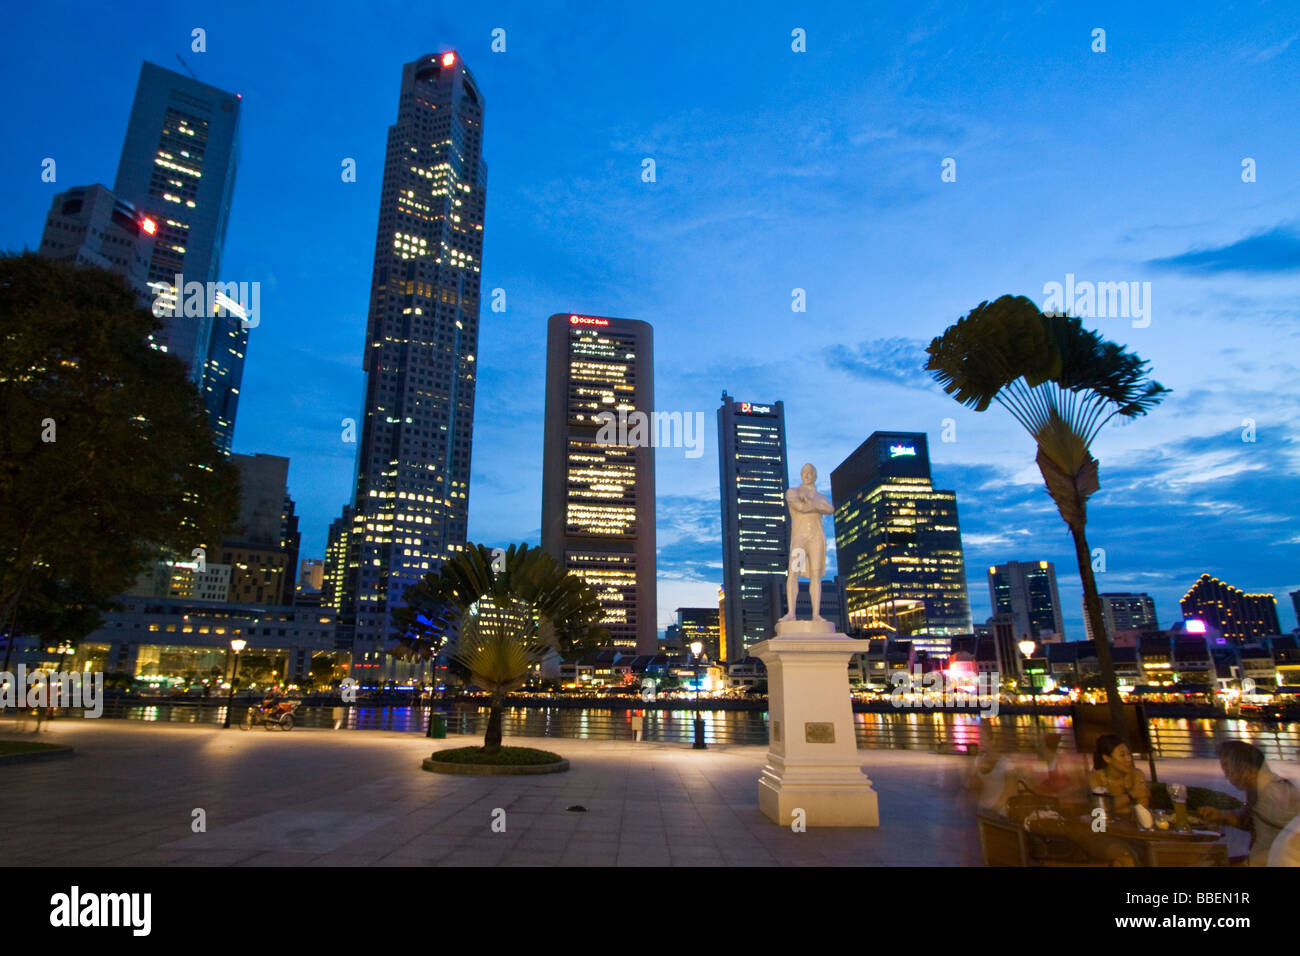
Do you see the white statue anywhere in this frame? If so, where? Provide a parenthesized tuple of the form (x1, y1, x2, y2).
(781, 463, 833, 623)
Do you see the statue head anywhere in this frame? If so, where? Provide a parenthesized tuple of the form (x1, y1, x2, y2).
(800, 463, 817, 484)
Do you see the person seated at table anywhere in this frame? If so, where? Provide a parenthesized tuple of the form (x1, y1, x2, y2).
(1089, 734, 1149, 817)
(967, 745, 1018, 816)
(1199, 740, 1300, 866)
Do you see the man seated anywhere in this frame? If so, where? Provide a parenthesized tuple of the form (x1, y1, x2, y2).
(1200, 740, 1300, 866)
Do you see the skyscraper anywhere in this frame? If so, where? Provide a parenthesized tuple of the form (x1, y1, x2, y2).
(541, 313, 656, 655)
(113, 61, 243, 451)
(987, 560, 1065, 643)
(322, 506, 354, 616)
(718, 394, 789, 661)
(221, 453, 300, 606)
(1083, 592, 1159, 642)
(1181, 574, 1281, 644)
(675, 607, 721, 662)
(831, 432, 971, 647)
(37, 184, 158, 303)
(340, 51, 488, 678)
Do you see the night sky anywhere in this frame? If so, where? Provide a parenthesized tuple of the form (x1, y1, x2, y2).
(5, 1, 1298, 637)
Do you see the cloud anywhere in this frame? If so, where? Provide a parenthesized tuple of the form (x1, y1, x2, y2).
(1247, 33, 1299, 63)
(1146, 227, 1300, 275)
(823, 336, 933, 388)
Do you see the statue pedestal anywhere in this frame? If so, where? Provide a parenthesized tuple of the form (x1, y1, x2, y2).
(749, 620, 880, 827)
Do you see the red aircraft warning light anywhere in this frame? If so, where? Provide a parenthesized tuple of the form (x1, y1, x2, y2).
(441, 51, 456, 67)
(141, 217, 157, 236)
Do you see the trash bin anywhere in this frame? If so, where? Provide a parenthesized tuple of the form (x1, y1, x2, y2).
(428, 714, 447, 739)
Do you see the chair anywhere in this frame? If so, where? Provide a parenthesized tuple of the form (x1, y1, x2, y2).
(977, 812, 1028, 866)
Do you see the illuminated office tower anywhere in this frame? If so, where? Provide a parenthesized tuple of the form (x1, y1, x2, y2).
(541, 313, 656, 655)
(1180, 574, 1280, 644)
(675, 607, 722, 662)
(340, 52, 488, 679)
(113, 61, 243, 451)
(322, 506, 354, 616)
(1084, 592, 1159, 642)
(718, 393, 789, 661)
(831, 432, 971, 649)
(988, 561, 1065, 643)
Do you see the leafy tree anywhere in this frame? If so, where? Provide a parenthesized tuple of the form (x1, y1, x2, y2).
(0, 254, 238, 669)
(925, 296, 1168, 742)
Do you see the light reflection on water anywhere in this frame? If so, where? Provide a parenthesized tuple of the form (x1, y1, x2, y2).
(65, 700, 1300, 759)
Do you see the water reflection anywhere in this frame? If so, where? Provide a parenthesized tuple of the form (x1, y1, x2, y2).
(48, 700, 1300, 759)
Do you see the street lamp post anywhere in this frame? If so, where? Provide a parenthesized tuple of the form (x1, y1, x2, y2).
(223, 638, 247, 729)
(1018, 639, 1039, 739)
(690, 640, 706, 750)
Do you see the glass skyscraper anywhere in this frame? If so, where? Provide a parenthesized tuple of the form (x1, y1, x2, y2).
(339, 51, 487, 679)
(987, 560, 1065, 642)
(831, 432, 971, 644)
(717, 394, 788, 662)
(541, 313, 657, 654)
(113, 61, 243, 452)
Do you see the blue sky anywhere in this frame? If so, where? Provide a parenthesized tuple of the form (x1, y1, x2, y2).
(4, 1, 1298, 637)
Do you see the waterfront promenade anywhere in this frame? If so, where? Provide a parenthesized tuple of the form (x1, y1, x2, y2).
(2, 720, 1274, 866)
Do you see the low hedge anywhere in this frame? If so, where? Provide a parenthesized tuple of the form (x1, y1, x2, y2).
(426, 746, 564, 766)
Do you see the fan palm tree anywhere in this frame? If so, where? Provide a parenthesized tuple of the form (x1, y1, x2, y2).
(393, 543, 606, 659)
(392, 543, 606, 744)
(925, 295, 1169, 741)
(449, 598, 550, 753)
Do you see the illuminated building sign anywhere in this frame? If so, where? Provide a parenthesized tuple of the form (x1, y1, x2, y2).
(889, 444, 917, 458)
(569, 315, 609, 327)
(739, 402, 772, 414)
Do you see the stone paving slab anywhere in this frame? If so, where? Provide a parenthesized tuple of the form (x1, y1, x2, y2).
(1, 719, 1281, 866)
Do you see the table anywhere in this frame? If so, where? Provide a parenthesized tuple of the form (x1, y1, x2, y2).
(1075, 814, 1229, 867)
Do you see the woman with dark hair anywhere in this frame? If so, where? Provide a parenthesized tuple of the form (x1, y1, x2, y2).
(1201, 740, 1300, 865)
(1089, 734, 1149, 817)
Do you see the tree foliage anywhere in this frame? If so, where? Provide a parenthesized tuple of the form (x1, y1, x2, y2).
(391, 542, 608, 663)
(925, 295, 1168, 743)
(0, 253, 238, 658)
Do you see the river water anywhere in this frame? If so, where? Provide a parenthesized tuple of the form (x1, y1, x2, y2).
(64, 699, 1300, 761)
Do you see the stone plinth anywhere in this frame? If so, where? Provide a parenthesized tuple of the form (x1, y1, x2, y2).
(750, 620, 879, 827)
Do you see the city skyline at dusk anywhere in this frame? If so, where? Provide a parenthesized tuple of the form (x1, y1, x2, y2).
(4, 2, 1298, 638)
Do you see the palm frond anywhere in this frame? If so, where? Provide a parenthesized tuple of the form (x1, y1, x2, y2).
(926, 297, 1169, 451)
(448, 599, 548, 693)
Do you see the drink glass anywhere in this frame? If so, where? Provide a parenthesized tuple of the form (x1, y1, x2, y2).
(1169, 783, 1189, 830)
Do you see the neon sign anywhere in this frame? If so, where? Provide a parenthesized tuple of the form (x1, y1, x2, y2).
(739, 402, 771, 414)
(889, 444, 916, 458)
(569, 315, 609, 327)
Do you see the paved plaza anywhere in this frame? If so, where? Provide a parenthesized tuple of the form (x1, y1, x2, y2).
(0, 719, 1271, 866)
